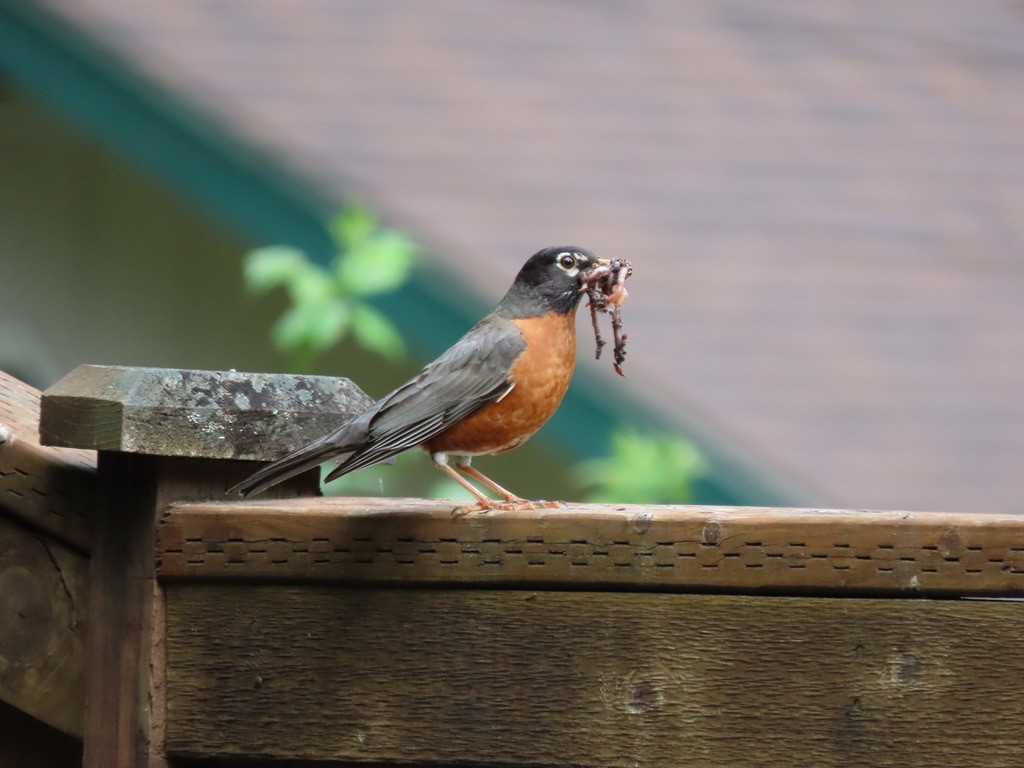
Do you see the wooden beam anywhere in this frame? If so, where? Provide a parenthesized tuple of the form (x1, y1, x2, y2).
(0, 370, 94, 552)
(158, 498, 1024, 596)
(0, 514, 87, 738)
(164, 585, 1024, 766)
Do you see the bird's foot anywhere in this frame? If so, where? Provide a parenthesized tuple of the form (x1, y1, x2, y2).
(451, 498, 566, 517)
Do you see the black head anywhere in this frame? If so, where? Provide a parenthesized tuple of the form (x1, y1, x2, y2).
(494, 246, 602, 318)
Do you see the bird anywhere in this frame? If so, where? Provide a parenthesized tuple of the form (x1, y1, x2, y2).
(230, 246, 610, 512)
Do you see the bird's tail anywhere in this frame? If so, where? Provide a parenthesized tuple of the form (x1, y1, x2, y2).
(229, 435, 352, 498)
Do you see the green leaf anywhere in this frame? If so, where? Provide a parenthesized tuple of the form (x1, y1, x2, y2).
(271, 305, 314, 355)
(336, 231, 417, 296)
(350, 303, 406, 361)
(328, 206, 377, 250)
(312, 298, 351, 351)
(285, 265, 335, 308)
(243, 246, 309, 294)
(271, 297, 350, 357)
(574, 429, 706, 504)
(245, 205, 415, 370)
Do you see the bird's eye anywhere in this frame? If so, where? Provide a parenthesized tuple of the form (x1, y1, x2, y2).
(557, 253, 577, 271)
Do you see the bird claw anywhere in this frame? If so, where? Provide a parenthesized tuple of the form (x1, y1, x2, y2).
(451, 498, 566, 517)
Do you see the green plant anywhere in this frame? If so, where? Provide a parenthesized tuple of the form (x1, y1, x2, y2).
(575, 428, 705, 504)
(244, 207, 417, 371)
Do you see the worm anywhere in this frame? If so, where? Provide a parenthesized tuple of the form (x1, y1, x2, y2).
(583, 259, 632, 376)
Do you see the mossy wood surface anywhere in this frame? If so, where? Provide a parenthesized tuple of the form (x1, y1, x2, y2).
(40, 364, 372, 460)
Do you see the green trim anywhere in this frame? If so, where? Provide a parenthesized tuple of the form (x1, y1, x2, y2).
(0, 0, 333, 258)
(0, 0, 796, 506)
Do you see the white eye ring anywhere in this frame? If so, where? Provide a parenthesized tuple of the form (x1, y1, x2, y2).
(557, 252, 577, 271)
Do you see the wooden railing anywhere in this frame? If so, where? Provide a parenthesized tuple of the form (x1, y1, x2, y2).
(0, 365, 1021, 767)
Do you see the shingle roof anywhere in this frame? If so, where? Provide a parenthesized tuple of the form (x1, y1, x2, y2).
(33, 0, 1024, 512)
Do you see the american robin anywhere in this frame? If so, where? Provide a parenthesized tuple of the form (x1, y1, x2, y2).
(231, 246, 611, 511)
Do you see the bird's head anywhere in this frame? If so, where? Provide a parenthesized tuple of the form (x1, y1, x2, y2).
(496, 246, 608, 317)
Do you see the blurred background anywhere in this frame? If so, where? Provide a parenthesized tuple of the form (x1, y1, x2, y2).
(1, 0, 1022, 512)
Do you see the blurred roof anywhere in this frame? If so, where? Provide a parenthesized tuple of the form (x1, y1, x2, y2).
(11, 0, 1024, 512)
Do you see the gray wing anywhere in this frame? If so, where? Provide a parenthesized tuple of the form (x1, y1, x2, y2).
(231, 315, 524, 497)
(323, 315, 526, 479)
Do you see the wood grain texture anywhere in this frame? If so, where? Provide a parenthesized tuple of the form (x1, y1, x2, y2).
(39, 364, 373, 460)
(165, 585, 1024, 766)
(83, 454, 324, 768)
(83, 452, 164, 768)
(158, 497, 1024, 596)
(0, 370, 95, 552)
(0, 515, 87, 737)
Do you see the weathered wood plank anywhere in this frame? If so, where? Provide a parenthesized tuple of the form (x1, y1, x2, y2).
(158, 498, 1024, 596)
(165, 585, 1024, 766)
(39, 365, 372, 460)
(0, 370, 95, 551)
(0, 515, 87, 737)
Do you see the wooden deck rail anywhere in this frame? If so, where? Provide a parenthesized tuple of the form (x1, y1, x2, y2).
(0, 364, 1020, 767)
(159, 497, 1024, 594)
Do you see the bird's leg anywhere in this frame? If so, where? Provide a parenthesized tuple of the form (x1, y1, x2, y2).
(455, 460, 527, 504)
(453, 457, 565, 514)
(432, 453, 493, 507)
(432, 453, 564, 515)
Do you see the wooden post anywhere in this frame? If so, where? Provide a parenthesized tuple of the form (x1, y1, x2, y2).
(39, 365, 373, 768)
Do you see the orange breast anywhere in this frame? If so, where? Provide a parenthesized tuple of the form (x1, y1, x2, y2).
(424, 312, 576, 456)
